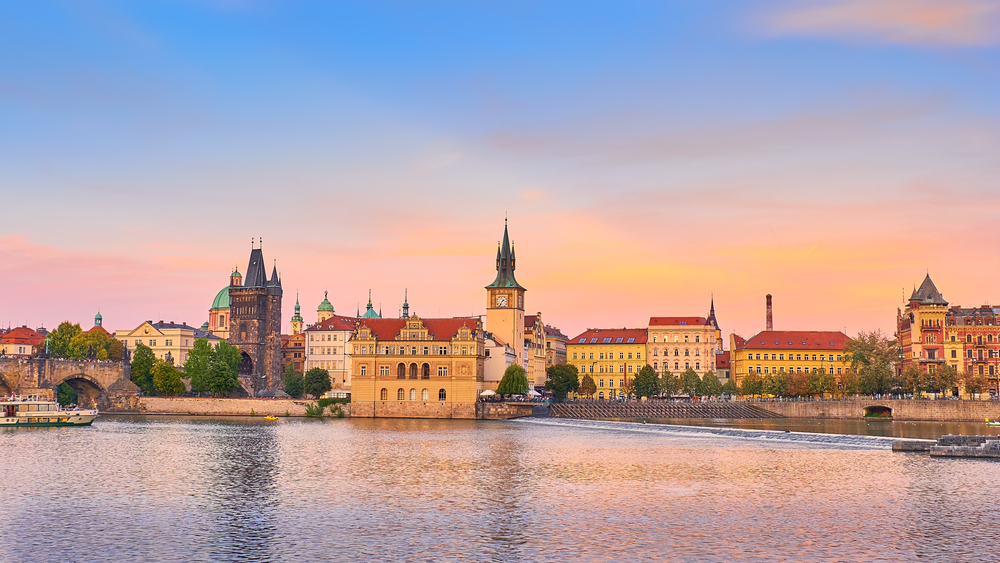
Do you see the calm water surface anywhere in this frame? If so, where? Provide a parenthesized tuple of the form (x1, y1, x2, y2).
(2, 415, 997, 562)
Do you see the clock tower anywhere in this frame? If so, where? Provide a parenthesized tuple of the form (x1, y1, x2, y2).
(486, 220, 526, 367)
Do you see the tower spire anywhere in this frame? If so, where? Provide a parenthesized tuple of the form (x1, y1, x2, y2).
(402, 288, 410, 318)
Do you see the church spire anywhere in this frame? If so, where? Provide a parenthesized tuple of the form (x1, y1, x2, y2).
(486, 220, 524, 290)
(402, 288, 410, 318)
(707, 294, 719, 329)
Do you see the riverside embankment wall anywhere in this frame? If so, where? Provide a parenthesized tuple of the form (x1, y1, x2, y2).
(757, 400, 1000, 422)
(110, 397, 350, 417)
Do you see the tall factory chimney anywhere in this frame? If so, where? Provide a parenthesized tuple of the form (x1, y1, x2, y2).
(766, 294, 773, 331)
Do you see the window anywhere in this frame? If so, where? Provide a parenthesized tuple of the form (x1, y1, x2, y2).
(599, 353, 604, 360)
(796, 354, 801, 361)
(602, 337, 612, 344)
(165, 339, 173, 347)
(951, 350, 957, 359)
(616, 337, 624, 343)
(696, 362, 700, 370)
(397, 388, 405, 401)
(573, 353, 577, 359)
(150, 340, 156, 346)
(589, 353, 594, 359)
(627, 365, 633, 373)
(379, 365, 389, 376)
(674, 349, 679, 356)
(422, 389, 428, 401)
(409, 388, 416, 401)
(423, 346, 429, 355)
(628, 352, 633, 359)
(619, 379, 624, 387)
(360, 365, 367, 376)
(599, 379, 604, 387)
(695, 336, 700, 343)
(439, 389, 446, 401)
(397, 364, 406, 378)
(686, 350, 691, 357)
(380, 388, 388, 400)
(695, 350, 700, 356)
(438, 366, 448, 376)
(968, 335, 973, 343)
(627, 337, 635, 343)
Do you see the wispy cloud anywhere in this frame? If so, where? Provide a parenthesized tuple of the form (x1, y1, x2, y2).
(755, 0, 1000, 46)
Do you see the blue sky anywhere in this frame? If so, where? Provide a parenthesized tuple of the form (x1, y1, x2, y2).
(2, 0, 999, 339)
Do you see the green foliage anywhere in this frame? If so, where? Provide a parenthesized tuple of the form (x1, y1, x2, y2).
(721, 379, 739, 396)
(496, 364, 529, 396)
(48, 322, 84, 359)
(659, 371, 678, 396)
(317, 397, 349, 408)
(807, 369, 836, 397)
(700, 371, 723, 396)
(184, 339, 214, 395)
(72, 329, 111, 360)
(544, 364, 580, 400)
(681, 368, 701, 396)
(740, 372, 763, 398)
(632, 365, 660, 399)
(57, 382, 77, 407)
(846, 330, 897, 395)
(763, 372, 791, 397)
(332, 405, 345, 418)
(303, 368, 332, 398)
(284, 365, 304, 398)
(922, 364, 958, 396)
(107, 339, 125, 362)
(131, 342, 157, 396)
(304, 403, 325, 417)
(960, 369, 988, 396)
(579, 374, 597, 398)
(284, 410, 291, 417)
(901, 365, 922, 395)
(152, 359, 186, 396)
(204, 341, 242, 397)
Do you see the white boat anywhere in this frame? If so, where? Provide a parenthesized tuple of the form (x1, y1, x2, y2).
(1, 394, 98, 427)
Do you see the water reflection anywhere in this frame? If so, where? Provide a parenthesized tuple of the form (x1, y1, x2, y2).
(4, 416, 1000, 562)
(628, 417, 1000, 440)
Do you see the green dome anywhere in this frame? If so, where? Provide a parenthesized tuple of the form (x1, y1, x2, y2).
(211, 286, 230, 310)
(318, 291, 334, 312)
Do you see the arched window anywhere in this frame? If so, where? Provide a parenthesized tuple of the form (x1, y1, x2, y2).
(695, 349, 700, 356)
(422, 388, 429, 401)
(599, 391, 605, 400)
(685, 349, 690, 356)
(409, 363, 418, 379)
(438, 388, 447, 401)
(967, 334, 973, 343)
(397, 363, 406, 378)
(380, 388, 387, 401)
(409, 388, 416, 401)
(978, 336, 984, 345)
(422, 363, 430, 379)
(674, 349, 679, 357)
(397, 388, 405, 401)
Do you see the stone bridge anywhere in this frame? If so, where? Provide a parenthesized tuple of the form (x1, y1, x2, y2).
(0, 358, 137, 409)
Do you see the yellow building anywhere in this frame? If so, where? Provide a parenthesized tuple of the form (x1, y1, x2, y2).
(731, 330, 851, 390)
(350, 314, 485, 418)
(115, 320, 222, 365)
(647, 305, 721, 376)
(567, 328, 648, 399)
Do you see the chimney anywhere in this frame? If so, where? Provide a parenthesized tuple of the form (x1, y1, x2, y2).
(766, 294, 773, 331)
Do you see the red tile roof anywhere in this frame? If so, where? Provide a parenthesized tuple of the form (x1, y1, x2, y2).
(524, 315, 540, 329)
(716, 351, 731, 369)
(0, 326, 46, 346)
(738, 331, 849, 351)
(649, 317, 709, 326)
(358, 317, 479, 342)
(732, 334, 746, 349)
(569, 328, 648, 345)
(544, 325, 568, 340)
(306, 315, 358, 332)
(87, 325, 110, 337)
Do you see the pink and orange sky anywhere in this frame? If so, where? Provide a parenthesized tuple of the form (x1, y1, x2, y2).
(2, 0, 999, 342)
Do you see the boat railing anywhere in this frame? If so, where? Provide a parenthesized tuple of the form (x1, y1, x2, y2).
(3, 394, 44, 403)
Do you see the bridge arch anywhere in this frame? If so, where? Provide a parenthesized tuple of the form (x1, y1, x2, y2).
(864, 405, 892, 418)
(0, 373, 13, 396)
(51, 373, 106, 408)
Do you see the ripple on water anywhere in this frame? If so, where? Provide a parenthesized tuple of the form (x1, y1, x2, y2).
(1, 416, 998, 562)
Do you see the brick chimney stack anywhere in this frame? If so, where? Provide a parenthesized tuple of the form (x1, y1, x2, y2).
(766, 294, 773, 331)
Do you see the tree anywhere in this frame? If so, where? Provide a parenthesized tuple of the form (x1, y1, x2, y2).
(131, 342, 157, 396)
(57, 382, 77, 407)
(496, 364, 529, 396)
(206, 341, 241, 397)
(284, 364, 304, 398)
(680, 368, 701, 396)
(763, 373, 790, 397)
(71, 329, 111, 361)
(303, 367, 332, 398)
(721, 379, 739, 396)
(544, 364, 580, 401)
(923, 364, 958, 396)
(846, 330, 897, 395)
(184, 339, 214, 396)
(48, 322, 84, 359)
(701, 371, 723, 396)
(107, 339, 125, 362)
(960, 369, 988, 397)
(901, 364, 922, 395)
(808, 368, 836, 397)
(152, 360, 186, 396)
(740, 372, 763, 398)
(789, 370, 810, 397)
(659, 370, 678, 397)
(579, 374, 597, 398)
(633, 365, 660, 399)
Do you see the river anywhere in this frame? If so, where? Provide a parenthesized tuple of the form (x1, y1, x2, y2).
(2, 415, 996, 562)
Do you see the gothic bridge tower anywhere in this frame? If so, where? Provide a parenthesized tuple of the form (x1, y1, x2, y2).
(486, 220, 526, 368)
(228, 240, 283, 394)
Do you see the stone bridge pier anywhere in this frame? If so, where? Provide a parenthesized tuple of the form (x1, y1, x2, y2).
(0, 358, 137, 409)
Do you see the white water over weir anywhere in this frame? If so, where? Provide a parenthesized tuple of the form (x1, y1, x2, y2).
(514, 417, 904, 450)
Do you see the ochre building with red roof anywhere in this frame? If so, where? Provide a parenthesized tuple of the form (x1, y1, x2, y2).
(731, 330, 851, 389)
(567, 328, 648, 399)
(349, 314, 485, 418)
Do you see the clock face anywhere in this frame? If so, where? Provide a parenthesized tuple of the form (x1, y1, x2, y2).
(496, 295, 508, 308)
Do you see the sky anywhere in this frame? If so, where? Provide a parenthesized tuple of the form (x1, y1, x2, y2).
(2, 0, 999, 343)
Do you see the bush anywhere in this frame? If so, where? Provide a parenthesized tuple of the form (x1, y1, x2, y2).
(318, 397, 349, 408)
(304, 403, 324, 417)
